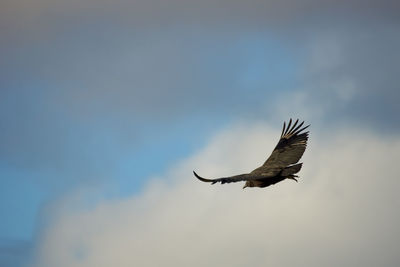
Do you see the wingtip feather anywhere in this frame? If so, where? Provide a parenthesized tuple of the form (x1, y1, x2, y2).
(290, 119, 299, 134)
(281, 121, 286, 137)
(284, 118, 292, 135)
(193, 171, 214, 183)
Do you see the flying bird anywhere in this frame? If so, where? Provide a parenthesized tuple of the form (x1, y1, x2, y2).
(193, 119, 309, 189)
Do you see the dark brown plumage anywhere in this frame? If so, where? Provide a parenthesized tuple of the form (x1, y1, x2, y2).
(193, 119, 309, 189)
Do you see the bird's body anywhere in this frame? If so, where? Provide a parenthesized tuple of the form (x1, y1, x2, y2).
(193, 119, 309, 189)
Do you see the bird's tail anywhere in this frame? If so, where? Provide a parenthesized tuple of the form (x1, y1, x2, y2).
(281, 163, 302, 176)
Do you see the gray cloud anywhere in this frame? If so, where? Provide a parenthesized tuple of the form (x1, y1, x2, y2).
(297, 23, 400, 131)
(30, 122, 400, 267)
(2, 0, 399, 30)
(2, 0, 398, 124)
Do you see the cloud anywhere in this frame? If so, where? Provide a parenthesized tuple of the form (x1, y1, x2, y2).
(2, 0, 398, 31)
(31, 121, 400, 267)
(297, 24, 400, 131)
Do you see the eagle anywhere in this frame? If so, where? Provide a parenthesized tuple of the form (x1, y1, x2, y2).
(193, 119, 309, 189)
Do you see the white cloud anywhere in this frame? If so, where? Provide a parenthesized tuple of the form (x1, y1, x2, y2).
(31, 122, 400, 267)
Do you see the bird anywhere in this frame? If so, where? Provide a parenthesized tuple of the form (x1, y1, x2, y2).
(193, 119, 309, 189)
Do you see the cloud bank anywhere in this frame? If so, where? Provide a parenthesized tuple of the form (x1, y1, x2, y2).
(32, 122, 400, 267)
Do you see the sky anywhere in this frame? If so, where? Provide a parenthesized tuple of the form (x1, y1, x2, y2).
(0, 0, 399, 266)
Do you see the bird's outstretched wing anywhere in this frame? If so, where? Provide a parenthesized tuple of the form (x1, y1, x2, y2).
(193, 119, 309, 186)
(193, 171, 249, 184)
(251, 118, 309, 176)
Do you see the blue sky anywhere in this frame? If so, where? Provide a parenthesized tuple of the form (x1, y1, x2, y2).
(1, 0, 400, 266)
(1, 17, 298, 242)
